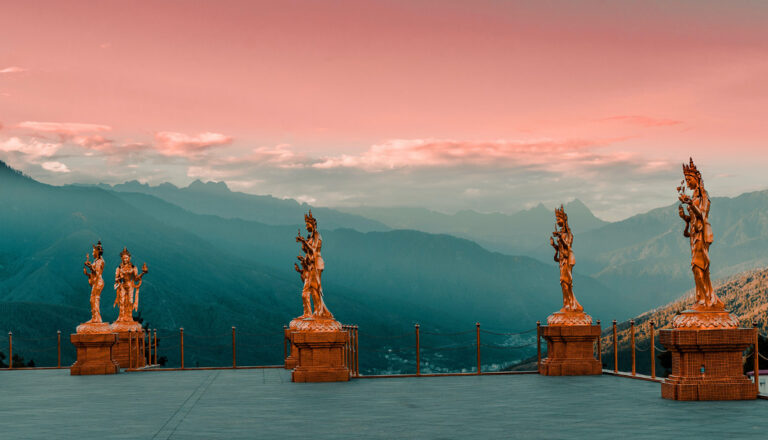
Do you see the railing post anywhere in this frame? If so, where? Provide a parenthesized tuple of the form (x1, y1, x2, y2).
(128, 331, 133, 369)
(650, 321, 656, 379)
(596, 320, 602, 367)
(612, 320, 618, 373)
(476, 322, 481, 375)
(536, 321, 541, 371)
(140, 329, 145, 366)
(283, 325, 288, 361)
(630, 320, 636, 376)
(354, 325, 359, 377)
(136, 331, 140, 368)
(415, 324, 420, 376)
(153, 329, 158, 365)
(57, 330, 61, 368)
(755, 322, 760, 393)
(8, 331, 12, 369)
(180, 327, 185, 370)
(342, 325, 348, 370)
(232, 326, 237, 369)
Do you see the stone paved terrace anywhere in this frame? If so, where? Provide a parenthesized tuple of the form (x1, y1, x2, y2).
(0, 369, 765, 439)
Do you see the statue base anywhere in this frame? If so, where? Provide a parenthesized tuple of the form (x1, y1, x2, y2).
(292, 316, 342, 332)
(284, 327, 299, 369)
(112, 329, 147, 368)
(546, 310, 593, 326)
(76, 321, 112, 334)
(70, 333, 120, 375)
(660, 328, 757, 400)
(671, 308, 740, 329)
(539, 324, 601, 376)
(291, 330, 350, 382)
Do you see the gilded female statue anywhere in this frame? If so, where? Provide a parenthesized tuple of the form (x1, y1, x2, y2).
(550, 205, 583, 313)
(295, 210, 333, 319)
(678, 158, 721, 309)
(83, 241, 105, 323)
(113, 247, 148, 325)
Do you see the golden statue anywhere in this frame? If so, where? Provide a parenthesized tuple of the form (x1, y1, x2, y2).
(673, 158, 737, 328)
(76, 241, 112, 333)
(290, 210, 340, 331)
(110, 247, 148, 332)
(84, 241, 105, 323)
(546, 205, 591, 325)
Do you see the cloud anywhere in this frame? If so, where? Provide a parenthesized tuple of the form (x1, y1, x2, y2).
(311, 137, 638, 173)
(41, 161, 70, 173)
(0, 66, 26, 74)
(17, 121, 112, 135)
(0, 137, 61, 159)
(154, 131, 233, 157)
(599, 115, 682, 127)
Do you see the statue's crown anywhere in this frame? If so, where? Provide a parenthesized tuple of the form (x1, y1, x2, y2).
(120, 247, 131, 258)
(304, 209, 317, 227)
(555, 204, 568, 222)
(682, 157, 700, 178)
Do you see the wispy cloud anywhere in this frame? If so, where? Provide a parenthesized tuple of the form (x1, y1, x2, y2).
(311, 137, 637, 173)
(18, 121, 112, 134)
(0, 66, 26, 74)
(154, 131, 233, 157)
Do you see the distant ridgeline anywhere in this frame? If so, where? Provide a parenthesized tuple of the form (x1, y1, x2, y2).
(4, 158, 768, 374)
(0, 161, 616, 373)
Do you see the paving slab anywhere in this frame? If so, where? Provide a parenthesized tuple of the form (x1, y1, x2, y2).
(0, 369, 764, 439)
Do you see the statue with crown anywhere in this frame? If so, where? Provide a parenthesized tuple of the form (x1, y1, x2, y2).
(107, 247, 149, 368)
(538, 205, 601, 376)
(660, 158, 756, 400)
(285, 210, 350, 382)
(70, 241, 121, 375)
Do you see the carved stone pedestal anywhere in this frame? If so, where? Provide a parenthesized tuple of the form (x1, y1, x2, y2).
(660, 328, 757, 401)
(70, 333, 120, 375)
(284, 328, 299, 369)
(539, 324, 601, 376)
(112, 330, 146, 368)
(292, 331, 350, 382)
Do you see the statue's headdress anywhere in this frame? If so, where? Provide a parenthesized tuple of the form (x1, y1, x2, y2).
(555, 204, 568, 224)
(120, 247, 131, 258)
(682, 157, 701, 181)
(93, 241, 103, 257)
(304, 210, 317, 229)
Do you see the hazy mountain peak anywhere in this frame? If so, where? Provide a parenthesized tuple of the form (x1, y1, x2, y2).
(187, 179, 230, 193)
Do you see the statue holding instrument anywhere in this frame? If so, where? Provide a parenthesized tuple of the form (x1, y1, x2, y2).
(546, 205, 592, 325)
(672, 158, 738, 328)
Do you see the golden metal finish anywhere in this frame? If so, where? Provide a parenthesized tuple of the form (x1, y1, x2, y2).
(673, 158, 738, 328)
(110, 247, 148, 332)
(290, 211, 341, 331)
(77, 242, 111, 334)
(547, 205, 592, 325)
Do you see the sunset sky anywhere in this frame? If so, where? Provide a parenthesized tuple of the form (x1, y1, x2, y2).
(1, 0, 767, 220)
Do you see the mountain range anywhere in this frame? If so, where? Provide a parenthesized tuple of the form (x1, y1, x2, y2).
(5, 159, 768, 374)
(0, 161, 616, 373)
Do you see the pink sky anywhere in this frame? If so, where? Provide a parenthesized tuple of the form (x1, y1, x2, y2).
(2, 1, 768, 219)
